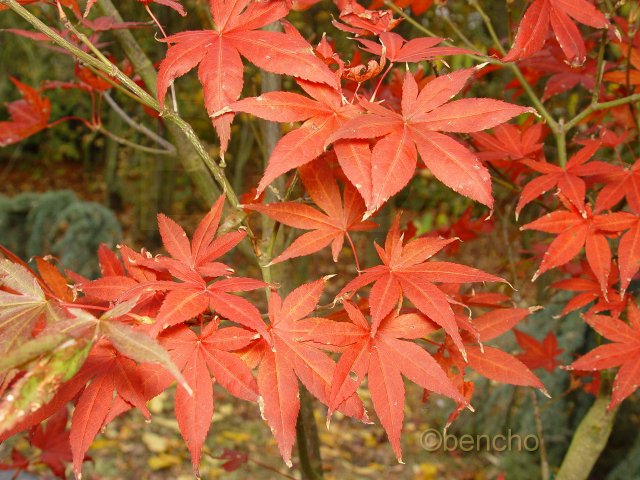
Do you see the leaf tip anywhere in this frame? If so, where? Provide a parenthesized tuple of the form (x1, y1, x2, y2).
(322, 274, 337, 283)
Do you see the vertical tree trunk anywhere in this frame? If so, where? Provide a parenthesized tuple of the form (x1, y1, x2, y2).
(296, 387, 324, 480)
(555, 392, 619, 480)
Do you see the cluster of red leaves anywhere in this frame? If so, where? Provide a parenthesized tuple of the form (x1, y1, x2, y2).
(5, 0, 640, 477)
(0, 192, 549, 476)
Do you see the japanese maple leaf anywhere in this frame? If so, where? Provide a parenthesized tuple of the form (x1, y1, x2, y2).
(326, 68, 532, 213)
(0, 78, 51, 147)
(338, 215, 505, 355)
(160, 320, 258, 472)
(245, 279, 367, 466)
(568, 304, 640, 408)
(244, 159, 375, 264)
(67, 342, 176, 475)
(595, 159, 640, 213)
(228, 80, 361, 195)
(521, 199, 637, 291)
(312, 301, 464, 462)
(503, 0, 609, 65)
(119, 196, 269, 338)
(514, 330, 563, 372)
(156, 0, 336, 156)
(0, 259, 59, 357)
(79, 244, 170, 318)
(445, 309, 546, 396)
(471, 122, 546, 166)
(551, 261, 625, 315)
(357, 31, 469, 63)
(29, 407, 73, 479)
(516, 143, 612, 218)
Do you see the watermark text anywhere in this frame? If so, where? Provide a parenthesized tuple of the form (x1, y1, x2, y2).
(420, 429, 539, 452)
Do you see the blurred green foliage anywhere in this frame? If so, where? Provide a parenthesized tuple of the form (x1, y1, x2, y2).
(0, 190, 121, 277)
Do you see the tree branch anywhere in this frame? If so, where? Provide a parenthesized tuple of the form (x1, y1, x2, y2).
(555, 391, 619, 480)
(103, 93, 175, 152)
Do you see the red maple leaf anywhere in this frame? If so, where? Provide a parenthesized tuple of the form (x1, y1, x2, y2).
(312, 301, 464, 461)
(521, 197, 637, 291)
(228, 80, 361, 194)
(338, 214, 505, 355)
(471, 122, 547, 167)
(357, 31, 469, 63)
(595, 158, 640, 213)
(568, 303, 640, 408)
(117, 196, 270, 338)
(245, 159, 376, 264)
(514, 330, 563, 373)
(503, 0, 609, 65)
(160, 320, 258, 472)
(68, 342, 174, 475)
(0, 78, 51, 147)
(519, 46, 602, 100)
(243, 279, 367, 466)
(156, 0, 336, 156)
(551, 261, 625, 316)
(326, 68, 532, 213)
(516, 143, 613, 217)
(29, 407, 73, 478)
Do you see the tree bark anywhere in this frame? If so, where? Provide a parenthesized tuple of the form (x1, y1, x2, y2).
(555, 392, 619, 480)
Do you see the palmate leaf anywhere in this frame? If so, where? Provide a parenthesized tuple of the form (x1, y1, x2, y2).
(568, 303, 640, 409)
(521, 199, 637, 292)
(227, 279, 368, 466)
(160, 321, 258, 472)
(245, 159, 376, 264)
(325, 68, 532, 214)
(0, 78, 51, 147)
(0, 259, 61, 357)
(304, 302, 462, 462)
(338, 215, 505, 356)
(503, 0, 609, 65)
(156, 0, 336, 156)
(229, 80, 361, 195)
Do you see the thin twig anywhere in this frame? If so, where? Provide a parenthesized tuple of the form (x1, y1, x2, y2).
(530, 390, 550, 480)
(468, 0, 559, 132)
(564, 93, 640, 131)
(97, 126, 175, 155)
(144, 3, 179, 113)
(103, 92, 175, 152)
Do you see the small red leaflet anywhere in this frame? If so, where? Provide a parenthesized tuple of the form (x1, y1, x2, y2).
(245, 159, 376, 264)
(568, 303, 640, 409)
